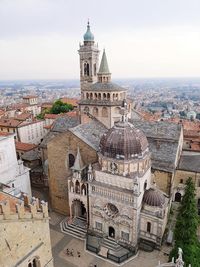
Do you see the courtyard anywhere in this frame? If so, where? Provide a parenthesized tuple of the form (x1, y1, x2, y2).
(49, 211, 169, 267)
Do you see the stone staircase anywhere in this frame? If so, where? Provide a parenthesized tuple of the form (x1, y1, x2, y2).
(100, 237, 121, 251)
(60, 216, 87, 240)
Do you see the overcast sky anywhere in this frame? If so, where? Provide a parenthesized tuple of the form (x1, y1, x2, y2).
(0, 0, 200, 80)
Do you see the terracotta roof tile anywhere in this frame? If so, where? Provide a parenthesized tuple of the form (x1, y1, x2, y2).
(60, 97, 79, 106)
(44, 114, 59, 119)
(23, 95, 38, 99)
(0, 118, 22, 127)
(15, 141, 37, 152)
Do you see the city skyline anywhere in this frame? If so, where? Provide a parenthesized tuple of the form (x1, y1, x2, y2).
(0, 0, 200, 79)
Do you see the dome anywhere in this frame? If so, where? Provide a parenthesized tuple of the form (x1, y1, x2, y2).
(143, 188, 165, 207)
(83, 22, 94, 41)
(99, 121, 148, 160)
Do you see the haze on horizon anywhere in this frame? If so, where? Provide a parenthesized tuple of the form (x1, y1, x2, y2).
(0, 0, 200, 80)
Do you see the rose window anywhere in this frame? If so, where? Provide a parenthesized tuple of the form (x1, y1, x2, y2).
(104, 203, 119, 218)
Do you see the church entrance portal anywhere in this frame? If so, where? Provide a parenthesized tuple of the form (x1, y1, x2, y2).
(71, 199, 86, 218)
(175, 192, 182, 202)
(109, 226, 115, 238)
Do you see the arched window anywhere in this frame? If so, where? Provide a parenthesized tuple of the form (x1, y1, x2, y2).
(147, 222, 151, 233)
(84, 62, 89, 76)
(81, 184, 87, 195)
(75, 180, 80, 194)
(113, 93, 115, 101)
(98, 93, 101, 100)
(86, 93, 89, 99)
(33, 259, 37, 267)
(28, 257, 40, 267)
(102, 107, 108, 117)
(107, 93, 110, 100)
(94, 93, 98, 100)
(70, 180, 74, 192)
(93, 107, 98, 116)
(144, 180, 147, 191)
(90, 93, 93, 100)
(68, 154, 75, 168)
(103, 93, 106, 100)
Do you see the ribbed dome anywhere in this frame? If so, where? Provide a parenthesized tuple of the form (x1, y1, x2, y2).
(143, 188, 165, 207)
(99, 122, 148, 160)
(83, 22, 94, 41)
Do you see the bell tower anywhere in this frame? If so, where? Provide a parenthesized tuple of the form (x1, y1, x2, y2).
(78, 21, 100, 91)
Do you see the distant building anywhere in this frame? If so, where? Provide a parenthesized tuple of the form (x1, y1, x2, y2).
(0, 119, 46, 145)
(187, 110, 196, 120)
(22, 95, 41, 116)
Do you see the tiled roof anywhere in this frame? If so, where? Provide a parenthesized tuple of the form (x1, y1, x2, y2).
(69, 119, 107, 150)
(51, 116, 79, 133)
(23, 95, 37, 99)
(44, 113, 59, 119)
(39, 131, 59, 148)
(21, 150, 40, 161)
(15, 141, 37, 152)
(41, 102, 53, 108)
(60, 97, 79, 106)
(14, 113, 32, 121)
(178, 151, 200, 173)
(131, 120, 182, 140)
(44, 124, 52, 129)
(0, 118, 23, 127)
(89, 82, 127, 92)
(66, 111, 78, 117)
(0, 132, 13, 136)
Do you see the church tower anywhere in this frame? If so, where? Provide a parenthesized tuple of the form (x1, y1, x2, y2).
(78, 22, 100, 90)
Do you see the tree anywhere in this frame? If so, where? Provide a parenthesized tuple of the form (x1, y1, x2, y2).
(169, 177, 200, 266)
(36, 108, 50, 120)
(50, 100, 73, 114)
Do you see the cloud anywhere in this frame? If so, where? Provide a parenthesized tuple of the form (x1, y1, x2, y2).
(0, 0, 200, 79)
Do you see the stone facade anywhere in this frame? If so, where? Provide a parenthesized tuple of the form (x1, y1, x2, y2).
(48, 131, 97, 215)
(173, 151, 200, 205)
(0, 192, 53, 267)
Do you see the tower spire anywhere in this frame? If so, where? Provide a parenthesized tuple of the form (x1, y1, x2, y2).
(71, 147, 85, 171)
(83, 20, 94, 42)
(97, 49, 111, 83)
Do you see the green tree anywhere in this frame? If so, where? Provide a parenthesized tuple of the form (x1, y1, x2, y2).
(170, 177, 200, 266)
(50, 100, 73, 114)
(36, 108, 50, 120)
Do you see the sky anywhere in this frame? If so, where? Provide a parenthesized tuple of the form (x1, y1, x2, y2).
(0, 0, 200, 80)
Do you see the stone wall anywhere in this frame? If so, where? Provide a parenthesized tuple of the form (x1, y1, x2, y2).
(174, 169, 200, 200)
(48, 131, 97, 215)
(0, 195, 53, 267)
(152, 169, 172, 195)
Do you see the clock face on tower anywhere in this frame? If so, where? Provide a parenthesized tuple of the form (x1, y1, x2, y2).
(110, 162, 118, 173)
